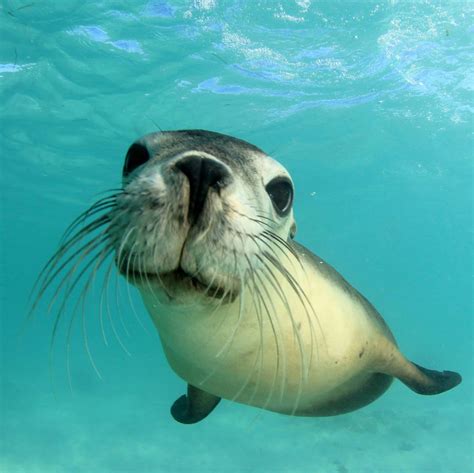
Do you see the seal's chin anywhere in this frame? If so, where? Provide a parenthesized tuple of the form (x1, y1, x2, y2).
(120, 265, 239, 303)
(160, 268, 235, 301)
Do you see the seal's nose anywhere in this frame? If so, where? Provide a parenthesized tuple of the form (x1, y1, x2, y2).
(175, 155, 230, 224)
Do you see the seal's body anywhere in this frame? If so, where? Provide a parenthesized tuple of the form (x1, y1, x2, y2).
(142, 244, 395, 417)
(35, 130, 461, 424)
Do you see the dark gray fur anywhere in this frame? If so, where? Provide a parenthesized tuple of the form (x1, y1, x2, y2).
(131, 130, 263, 186)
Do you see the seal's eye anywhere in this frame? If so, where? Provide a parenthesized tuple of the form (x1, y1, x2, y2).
(266, 177, 293, 216)
(123, 143, 150, 177)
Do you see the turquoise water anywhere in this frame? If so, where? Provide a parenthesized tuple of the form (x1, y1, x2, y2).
(1, 1, 473, 472)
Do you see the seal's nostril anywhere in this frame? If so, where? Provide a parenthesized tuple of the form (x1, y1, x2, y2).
(175, 155, 230, 224)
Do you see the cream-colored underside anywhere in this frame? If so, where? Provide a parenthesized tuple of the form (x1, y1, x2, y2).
(140, 253, 397, 415)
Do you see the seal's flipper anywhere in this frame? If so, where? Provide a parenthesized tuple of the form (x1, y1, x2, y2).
(171, 384, 221, 424)
(393, 360, 462, 395)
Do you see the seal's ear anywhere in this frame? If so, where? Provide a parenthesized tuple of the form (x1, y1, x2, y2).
(290, 221, 297, 239)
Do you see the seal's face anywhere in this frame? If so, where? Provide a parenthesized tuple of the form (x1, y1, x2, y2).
(109, 130, 296, 304)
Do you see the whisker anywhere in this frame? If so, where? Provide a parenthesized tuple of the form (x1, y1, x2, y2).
(99, 258, 115, 347)
(256, 253, 306, 370)
(261, 230, 302, 267)
(126, 251, 148, 332)
(46, 233, 111, 315)
(262, 250, 322, 387)
(93, 188, 124, 197)
(49, 242, 114, 349)
(108, 266, 132, 357)
(116, 226, 136, 275)
(126, 241, 140, 300)
(65, 244, 114, 386)
(255, 271, 288, 409)
(214, 270, 243, 357)
(195, 251, 238, 377)
(228, 265, 265, 404)
(257, 259, 306, 412)
(198, 250, 244, 386)
(60, 198, 116, 244)
(30, 215, 111, 311)
(27, 190, 121, 395)
(235, 244, 282, 410)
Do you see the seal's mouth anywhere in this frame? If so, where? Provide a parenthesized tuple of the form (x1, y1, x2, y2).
(120, 264, 237, 302)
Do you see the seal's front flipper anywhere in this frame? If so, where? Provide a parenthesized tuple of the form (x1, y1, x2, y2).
(392, 359, 462, 395)
(171, 384, 221, 424)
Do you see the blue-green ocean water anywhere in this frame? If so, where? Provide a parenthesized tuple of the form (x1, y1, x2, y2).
(1, 1, 473, 472)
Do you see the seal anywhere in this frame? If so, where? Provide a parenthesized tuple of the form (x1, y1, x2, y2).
(33, 129, 462, 424)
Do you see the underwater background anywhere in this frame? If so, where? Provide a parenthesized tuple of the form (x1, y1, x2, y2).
(1, 1, 472, 472)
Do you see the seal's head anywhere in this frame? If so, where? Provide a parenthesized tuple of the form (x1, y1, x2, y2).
(109, 130, 296, 304)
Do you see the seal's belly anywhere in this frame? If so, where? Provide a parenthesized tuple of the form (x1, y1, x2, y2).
(143, 265, 385, 415)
